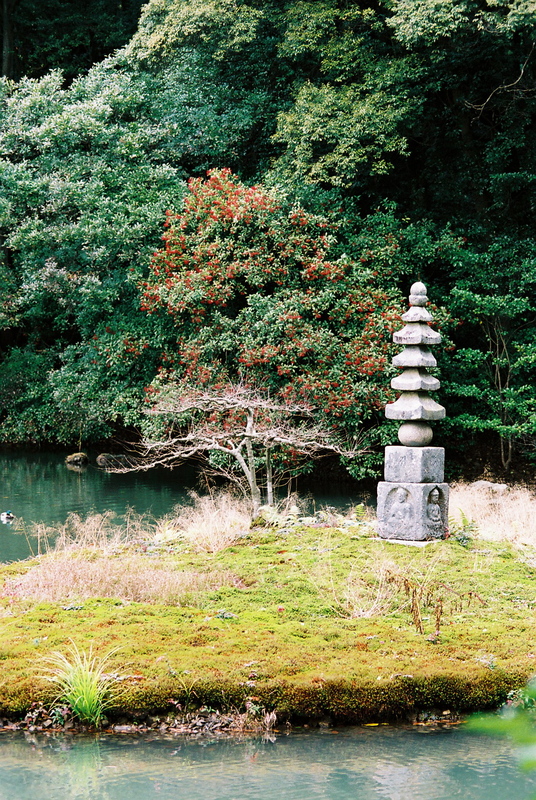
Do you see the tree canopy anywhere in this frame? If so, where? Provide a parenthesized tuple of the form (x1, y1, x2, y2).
(2, 0, 146, 80)
(2, 0, 536, 478)
(140, 168, 408, 478)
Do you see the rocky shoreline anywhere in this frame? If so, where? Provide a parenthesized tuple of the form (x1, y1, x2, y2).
(0, 702, 279, 736)
(0, 702, 463, 737)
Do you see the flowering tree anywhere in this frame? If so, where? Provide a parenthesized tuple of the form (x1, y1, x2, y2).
(140, 169, 405, 483)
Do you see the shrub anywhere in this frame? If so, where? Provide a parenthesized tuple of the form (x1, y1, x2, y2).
(161, 491, 252, 553)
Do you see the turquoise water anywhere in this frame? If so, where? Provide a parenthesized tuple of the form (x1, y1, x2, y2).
(0, 452, 361, 563)
(0, 727, 534, 800)
(0, 452, 195, 562)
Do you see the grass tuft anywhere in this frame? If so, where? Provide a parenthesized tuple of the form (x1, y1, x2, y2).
(160, 491, 252, 552)
(40, 639, 122, 727)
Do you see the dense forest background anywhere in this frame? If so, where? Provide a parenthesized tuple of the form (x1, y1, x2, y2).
(2, 0, 536, 484)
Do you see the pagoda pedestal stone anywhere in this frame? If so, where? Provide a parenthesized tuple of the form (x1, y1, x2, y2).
(377, 281, 448, 542)
(377, 482, 449, 541)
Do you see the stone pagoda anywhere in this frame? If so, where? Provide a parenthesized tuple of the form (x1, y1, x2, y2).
(377, 282, 449, 541)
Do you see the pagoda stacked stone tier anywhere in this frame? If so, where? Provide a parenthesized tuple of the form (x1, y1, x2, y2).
(377, 282, 449, 541)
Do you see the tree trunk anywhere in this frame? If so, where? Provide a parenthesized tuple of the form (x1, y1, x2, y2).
(266, 448, 274, 507)
(243, 408, 262, 512)
(244, 437, 261, 513)
(229, 438, 261, 513)
(500, 436, 512, 472)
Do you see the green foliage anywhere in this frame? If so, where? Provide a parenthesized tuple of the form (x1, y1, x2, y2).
(389, 0, 536, 48)
(0, 61, 182, 441)
(126, 0, 286, 176)
(127, 0, 536, 468)
(448, 510, 479, 548)
(389, 0, 474, 46)
(141, 168, 407, 478)
(0, 3, 301, 446)
(273, 80, 417, 189)
(507, 684, 536, 714)
(270, 2, 420, 192)
(4, 0, 145, 81)
(0, 36, 274, 442)
(40, 639, 122, 727)
(1, 0, 536, 470)
(439, 237, 536, 468)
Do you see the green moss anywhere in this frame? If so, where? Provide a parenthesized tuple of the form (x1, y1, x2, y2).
(0, 527, 534, 721)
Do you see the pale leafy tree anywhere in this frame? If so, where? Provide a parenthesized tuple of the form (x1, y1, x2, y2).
(121, 384, 365, 512)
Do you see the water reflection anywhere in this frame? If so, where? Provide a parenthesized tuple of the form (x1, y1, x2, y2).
(0, 452, 197, 562)
(0, 452, 364, 563)
(0, 727, 534, 800)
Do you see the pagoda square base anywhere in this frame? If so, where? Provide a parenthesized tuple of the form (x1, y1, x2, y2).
(377, 481, 449, 541)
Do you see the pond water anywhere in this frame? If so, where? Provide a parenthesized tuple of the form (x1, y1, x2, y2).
(0, 726, 534, 800)
(0, 451, 196, 562)
(0, 451, 361, 563)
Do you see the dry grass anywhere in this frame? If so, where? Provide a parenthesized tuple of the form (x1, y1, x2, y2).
(343, 549, 448, 620)
(26, 510, 149, 556)
(160, 491, 252, 553)
(343, 558, 402, 618)
(2, 494, 252, 604)
(2, 553, 239, 605)
(449, 482, 536, 546)
(14, 484, 536, 611)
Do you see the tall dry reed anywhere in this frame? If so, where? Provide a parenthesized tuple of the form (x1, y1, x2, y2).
(163, 491, 251, 553)
(27, 510, 148, 556)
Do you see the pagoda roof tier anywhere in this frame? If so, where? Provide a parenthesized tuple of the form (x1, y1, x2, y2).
(391, 368, 440, 392)
(385, 391, 446, 421)
(393, 322, 441, 346)
(392, 346, 437, 369)
(401, 306, 433, 323)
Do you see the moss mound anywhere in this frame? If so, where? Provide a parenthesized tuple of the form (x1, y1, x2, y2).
(0, 517, 534, 722)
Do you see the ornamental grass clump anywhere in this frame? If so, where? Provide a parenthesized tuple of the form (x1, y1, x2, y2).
(41, 640, 121, 728)
(163, 491, 251, 553)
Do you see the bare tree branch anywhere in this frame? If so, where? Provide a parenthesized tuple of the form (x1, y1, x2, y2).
(466, 43, 535, 117)
(108, 384, 370, 509)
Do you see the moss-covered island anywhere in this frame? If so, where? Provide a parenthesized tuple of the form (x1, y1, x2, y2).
(0, 499, 534, 727)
